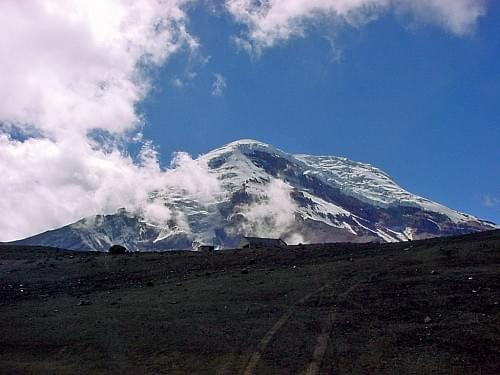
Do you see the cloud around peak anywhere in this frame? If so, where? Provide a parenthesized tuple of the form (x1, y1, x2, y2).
(0, 0, 211, 241)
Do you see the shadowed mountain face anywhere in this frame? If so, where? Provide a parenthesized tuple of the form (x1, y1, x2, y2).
(13, 140, 497, 251)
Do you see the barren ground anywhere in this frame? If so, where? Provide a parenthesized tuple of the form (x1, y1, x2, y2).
(1, 230, 499, 374)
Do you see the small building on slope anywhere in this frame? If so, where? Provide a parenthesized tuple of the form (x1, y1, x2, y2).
(238, 236, 287, 250)
(198, 245, 215, 252)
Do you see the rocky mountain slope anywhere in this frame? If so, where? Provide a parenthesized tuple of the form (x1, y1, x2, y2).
(13, 139, 497, 251)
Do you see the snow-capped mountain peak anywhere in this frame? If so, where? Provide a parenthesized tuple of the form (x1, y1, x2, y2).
(14, 139, 497, 251)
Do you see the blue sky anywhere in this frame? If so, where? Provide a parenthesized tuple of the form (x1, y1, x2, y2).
(138, 2, 500, 224)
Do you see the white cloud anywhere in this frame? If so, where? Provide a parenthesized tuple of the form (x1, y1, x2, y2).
(232, 179, 299, 240)
(394, 0, 486, 35)
(0, 0, 224, 242)
(481, 194, 500, 208)
(225, 0, 486, 54)
(211, 73, 227, 96)
(171, 77, 185, 88)
(0, 132, 222, 241)
(0, 0, 197, 137)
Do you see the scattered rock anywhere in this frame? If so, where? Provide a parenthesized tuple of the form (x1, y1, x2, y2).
(109, 245, 127, 255)
(424, 316, 432, 323)
(77, 300, 92, 306)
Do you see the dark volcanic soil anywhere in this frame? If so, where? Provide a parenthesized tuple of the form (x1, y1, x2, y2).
(1, 230, 499, 374)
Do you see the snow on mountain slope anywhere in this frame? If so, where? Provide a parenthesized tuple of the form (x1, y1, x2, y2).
(13, 139, 497, 251)
(295, 154, 470, 223)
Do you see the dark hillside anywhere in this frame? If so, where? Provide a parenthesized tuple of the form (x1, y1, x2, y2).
(1, 230, 499, 374)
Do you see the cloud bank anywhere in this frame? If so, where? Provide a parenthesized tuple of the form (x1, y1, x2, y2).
(226, 0, 486, 53)
(0, 0, 223, 241)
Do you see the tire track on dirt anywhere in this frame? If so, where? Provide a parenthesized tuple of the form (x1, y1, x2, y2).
(304, 282, 361, 375)
(241, 284, 329, 375)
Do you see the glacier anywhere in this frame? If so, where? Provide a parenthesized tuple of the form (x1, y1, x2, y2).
(12, 139, 497, 251)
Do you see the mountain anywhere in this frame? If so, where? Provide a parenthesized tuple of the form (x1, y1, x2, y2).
(13, 139, 497, 251)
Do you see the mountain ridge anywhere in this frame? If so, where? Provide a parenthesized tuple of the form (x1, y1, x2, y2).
(12, 139, 497, 251)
